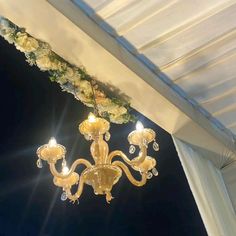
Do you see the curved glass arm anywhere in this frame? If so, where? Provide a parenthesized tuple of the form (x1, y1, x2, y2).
(65, 173, 85, 203)
(108, 145, 147, 166)
(112, 161, 147, 187)
(49, 158, 92, 179)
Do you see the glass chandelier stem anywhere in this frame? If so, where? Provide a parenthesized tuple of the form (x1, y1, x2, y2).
(49, 159, 92, 179)
(112, 161, 147, 187)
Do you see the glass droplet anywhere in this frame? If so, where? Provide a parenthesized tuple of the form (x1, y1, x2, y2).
(61, 192, 67, 201)
(105, 131, 111, 141)
(152, 168, 159, 176)
(153, 141, 159, 151)
(129, 145, 136, 154)
(84, 134, 92, 141)
(147, 172, 153, 179)
(36, 159, 43, 168)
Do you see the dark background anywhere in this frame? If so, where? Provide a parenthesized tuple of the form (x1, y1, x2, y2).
(0, 36, 207, 236)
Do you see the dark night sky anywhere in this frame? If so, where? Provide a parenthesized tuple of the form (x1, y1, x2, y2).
(0, 36, 207, 236)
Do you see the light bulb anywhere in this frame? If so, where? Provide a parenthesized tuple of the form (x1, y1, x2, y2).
(88, 113, 96, 123)
(48, 137, 57, 147)
(136, 121, 144, 131)
(62, 166, 69, 175)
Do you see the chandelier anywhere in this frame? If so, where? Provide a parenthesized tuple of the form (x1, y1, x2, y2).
(36, 113, 159, 204)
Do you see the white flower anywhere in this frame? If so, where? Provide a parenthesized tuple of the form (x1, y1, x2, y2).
(66, 72, 81, 83)
(108, 105, 127, 116)
(109, 116, 123, 124)
(36, 55, 65, 71)
(36, 56, 52, 71)
(25, 37, 39, 52)
(50, 60, 61, 71)
(72, 75, 81, 83)
(15, 33, 39, 52)
(75, 91, 93, 105)
(57, 76, 68, 85)
(34, 44, 51, 58)
(79, 80, 93, 96)
(65, 67, 74, 77)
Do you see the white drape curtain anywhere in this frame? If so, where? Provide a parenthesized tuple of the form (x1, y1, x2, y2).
(172, 137, 236, 236)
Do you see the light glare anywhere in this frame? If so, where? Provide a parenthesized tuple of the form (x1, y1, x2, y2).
(62, 166, 69, 175)
(88, 113, 96, 123)
(48, 137, 57, 147)
(136, 121, 144, 131)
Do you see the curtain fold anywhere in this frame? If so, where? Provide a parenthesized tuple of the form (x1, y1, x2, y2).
(172, 137, 236, 236)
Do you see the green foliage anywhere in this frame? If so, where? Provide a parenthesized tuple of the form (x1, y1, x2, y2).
(0, 16, 137, 124)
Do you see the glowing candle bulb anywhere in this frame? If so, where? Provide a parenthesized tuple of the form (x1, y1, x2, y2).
(136, 121, 144, 131)
(88, 113, 96, 123)
(62, 166, 69, 175)
(48, 137, 57, 147)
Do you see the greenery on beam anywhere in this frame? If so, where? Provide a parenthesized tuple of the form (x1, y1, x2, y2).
(0, 16, 136, 124)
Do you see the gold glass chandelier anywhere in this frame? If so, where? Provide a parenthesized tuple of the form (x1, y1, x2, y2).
(36, 113, 159, 204)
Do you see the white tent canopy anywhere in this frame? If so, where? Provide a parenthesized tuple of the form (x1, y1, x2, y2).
(1, 1, 236, 235)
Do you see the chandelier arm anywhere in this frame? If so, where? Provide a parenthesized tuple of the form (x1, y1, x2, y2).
(108, 150, 131, 164)
(49, 159, 92, 179)
(132, 145, 147, 165)
(65, 173, 85, 202)
(112, 161, 147, 187)
(108, 145, 147, 166)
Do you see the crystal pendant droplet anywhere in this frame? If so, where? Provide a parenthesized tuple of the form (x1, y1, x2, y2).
(36, 159, 43, 168)
(129, 145, 136, 154)
(147, 172, 153, 179)
(105, 131, 111, 141)
(152, 168, 159, 176)
(84, 134, 91, 141)
(153, 141, 159, 151)
(61, 192, 67, 201)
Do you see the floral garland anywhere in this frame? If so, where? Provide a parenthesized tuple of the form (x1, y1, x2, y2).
(0, 16, 135, 124)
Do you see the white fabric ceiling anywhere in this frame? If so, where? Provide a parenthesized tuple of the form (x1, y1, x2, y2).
(74, 0, 236, 135)
(1, 0, 236, 156)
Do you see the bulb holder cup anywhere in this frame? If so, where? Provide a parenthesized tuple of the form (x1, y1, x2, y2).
(37, 144, 66, 163)
(53, 172, 79, 188)
(128, 128, 156, 146)
(79, 117, 110, 140)
(83, 165, 122, 195)
(131, 156, 156, 173)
